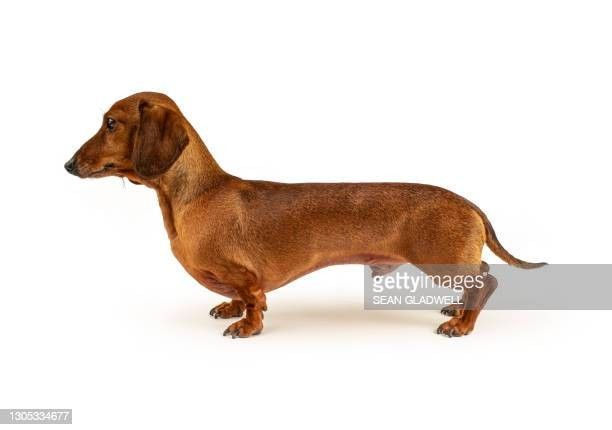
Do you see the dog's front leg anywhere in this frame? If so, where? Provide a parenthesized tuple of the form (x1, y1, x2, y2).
(222, 282, 267, 339)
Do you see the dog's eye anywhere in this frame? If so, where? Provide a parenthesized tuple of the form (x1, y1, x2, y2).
(106, 117, 116, 131)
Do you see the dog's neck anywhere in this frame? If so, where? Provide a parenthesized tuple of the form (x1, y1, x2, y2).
(160, 132, 228, 201)
(148, 128, 231, 238)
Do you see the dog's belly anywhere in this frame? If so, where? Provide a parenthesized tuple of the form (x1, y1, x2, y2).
(263, 253, 407, 292)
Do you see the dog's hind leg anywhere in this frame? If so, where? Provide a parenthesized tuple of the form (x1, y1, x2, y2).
(440, 261, 491, 318)
(437, 271, 498, 337)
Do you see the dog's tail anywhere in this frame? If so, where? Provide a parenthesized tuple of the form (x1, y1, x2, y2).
(469, 202, 546, 269)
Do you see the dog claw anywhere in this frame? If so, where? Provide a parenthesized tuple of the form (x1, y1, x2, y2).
(437, 319, 472, 337)
(440, 304, 464, 317)
(223, 317, 263, 339)
(223, 328, 240, 338)
(210, 301, 245, 319)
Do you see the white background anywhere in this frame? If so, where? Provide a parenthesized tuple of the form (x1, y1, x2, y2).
(1, 1, 610, 429)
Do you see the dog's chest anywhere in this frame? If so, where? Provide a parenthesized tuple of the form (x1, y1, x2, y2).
(169, 237, 201, 279)
(169, 237, 237, 298)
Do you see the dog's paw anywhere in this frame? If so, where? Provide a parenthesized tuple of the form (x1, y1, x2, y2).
(209, 301, 245, 319)
(440, 304, 464, 318)
(436, 318, 473, 338)
(223, 318, 263, 339)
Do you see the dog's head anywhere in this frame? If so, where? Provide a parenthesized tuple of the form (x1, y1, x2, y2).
(64, 92, 189, 182)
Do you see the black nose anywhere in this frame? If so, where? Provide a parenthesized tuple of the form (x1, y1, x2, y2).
(64, 158, 77, 175)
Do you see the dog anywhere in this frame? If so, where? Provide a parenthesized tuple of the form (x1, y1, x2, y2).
(65, 92, 544, 338)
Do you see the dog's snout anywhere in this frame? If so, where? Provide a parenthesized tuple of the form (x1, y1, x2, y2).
(64, 157, 77, 175)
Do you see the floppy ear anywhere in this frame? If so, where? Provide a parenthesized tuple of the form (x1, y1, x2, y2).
(132, 101, 189, 179)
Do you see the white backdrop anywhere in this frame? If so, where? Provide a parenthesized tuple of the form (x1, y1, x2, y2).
(1, 1, 610, 429)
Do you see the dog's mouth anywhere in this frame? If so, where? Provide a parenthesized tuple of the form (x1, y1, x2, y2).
(87, 163, 119, 178)
(71, 161, 140, 182)
(75, 163, 119, 179)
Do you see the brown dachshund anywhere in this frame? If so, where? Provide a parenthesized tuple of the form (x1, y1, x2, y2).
(65, 92, 544, 338)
